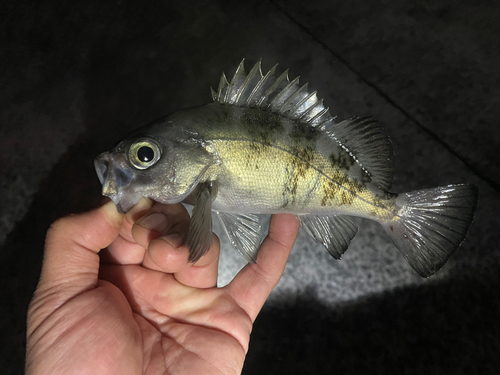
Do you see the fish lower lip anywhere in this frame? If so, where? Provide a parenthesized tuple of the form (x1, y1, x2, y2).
(109, 194, 122, 206)
(115, 193, 143, 213)
(115, 203, 127, 214)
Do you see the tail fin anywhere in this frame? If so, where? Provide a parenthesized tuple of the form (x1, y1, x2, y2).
(383, 184, 478, 277)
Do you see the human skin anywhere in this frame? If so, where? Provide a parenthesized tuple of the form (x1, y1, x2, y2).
(26, 199, 299, 374)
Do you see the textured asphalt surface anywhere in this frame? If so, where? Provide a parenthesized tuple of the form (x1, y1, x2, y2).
(1, 1, 499, 373)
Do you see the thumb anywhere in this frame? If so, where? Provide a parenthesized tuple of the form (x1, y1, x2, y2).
(37, 200, 123, 298)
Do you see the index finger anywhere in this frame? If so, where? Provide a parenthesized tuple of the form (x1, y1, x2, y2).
(132, 202, 221, 288)
(224, 213, 299, 321)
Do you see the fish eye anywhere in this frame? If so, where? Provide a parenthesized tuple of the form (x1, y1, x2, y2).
(137, 146, 154, 163)
(128, 139, 161, 170)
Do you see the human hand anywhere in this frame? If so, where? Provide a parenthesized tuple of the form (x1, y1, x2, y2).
(26, 199, 299, 375)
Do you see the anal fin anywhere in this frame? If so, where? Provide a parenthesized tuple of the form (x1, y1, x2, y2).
(217, 212, 262, 263)
(298, 215, 358, 259)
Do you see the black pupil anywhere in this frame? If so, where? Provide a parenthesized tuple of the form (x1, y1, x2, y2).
(137, 146, 154, 163)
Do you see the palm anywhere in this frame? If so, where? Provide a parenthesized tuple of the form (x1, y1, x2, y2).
(98, 265, 249, 374)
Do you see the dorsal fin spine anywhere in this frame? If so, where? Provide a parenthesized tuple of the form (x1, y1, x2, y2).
(245, 64, 278, 106)
(257, 69, 289, 107)
(279, 83, 309, 113)
(288, 89, 316, 117)
(270, 76, 301, 110)
(300, 98, 324, 122)
(309, 107, 330, 125)
(225, 59, 246, 104)
(235, 59, 262, 106)
(217, 73, 229, 103)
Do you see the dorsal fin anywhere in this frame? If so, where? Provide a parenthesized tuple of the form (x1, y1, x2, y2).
(212, 59, 335, 127)
(323, 117, 395, 190)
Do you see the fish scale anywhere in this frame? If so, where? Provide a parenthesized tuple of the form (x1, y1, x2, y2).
(95, 59, 478, 277)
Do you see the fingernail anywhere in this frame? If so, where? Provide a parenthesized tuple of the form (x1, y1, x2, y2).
(161, 233, 184, 248)
(136, 212, 169, 235)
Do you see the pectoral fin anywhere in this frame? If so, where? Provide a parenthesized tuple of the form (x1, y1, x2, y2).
(217, 212, 262, 263)
(186, 182, 218, 263)
(298, 215, 358, 259)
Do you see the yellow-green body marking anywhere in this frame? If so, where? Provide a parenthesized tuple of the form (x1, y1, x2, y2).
(168, 104, 397, 222)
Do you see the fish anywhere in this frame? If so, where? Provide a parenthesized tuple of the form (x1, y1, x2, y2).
(95, 59, 478, 277)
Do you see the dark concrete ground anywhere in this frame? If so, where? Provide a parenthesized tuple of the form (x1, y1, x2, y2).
(1, 0, 499, 373)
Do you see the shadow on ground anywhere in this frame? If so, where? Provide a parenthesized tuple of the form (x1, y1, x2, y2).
(245, 274, 500, 375)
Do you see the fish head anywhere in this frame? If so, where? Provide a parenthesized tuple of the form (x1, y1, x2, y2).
(95, 130, 214, 213)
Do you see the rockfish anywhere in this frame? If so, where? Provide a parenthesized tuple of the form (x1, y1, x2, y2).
(95, 59, 477, 277)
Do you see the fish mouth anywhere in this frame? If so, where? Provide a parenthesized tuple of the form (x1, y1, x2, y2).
(94, 153, 142, 213)
(94, 157, 109, 186)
